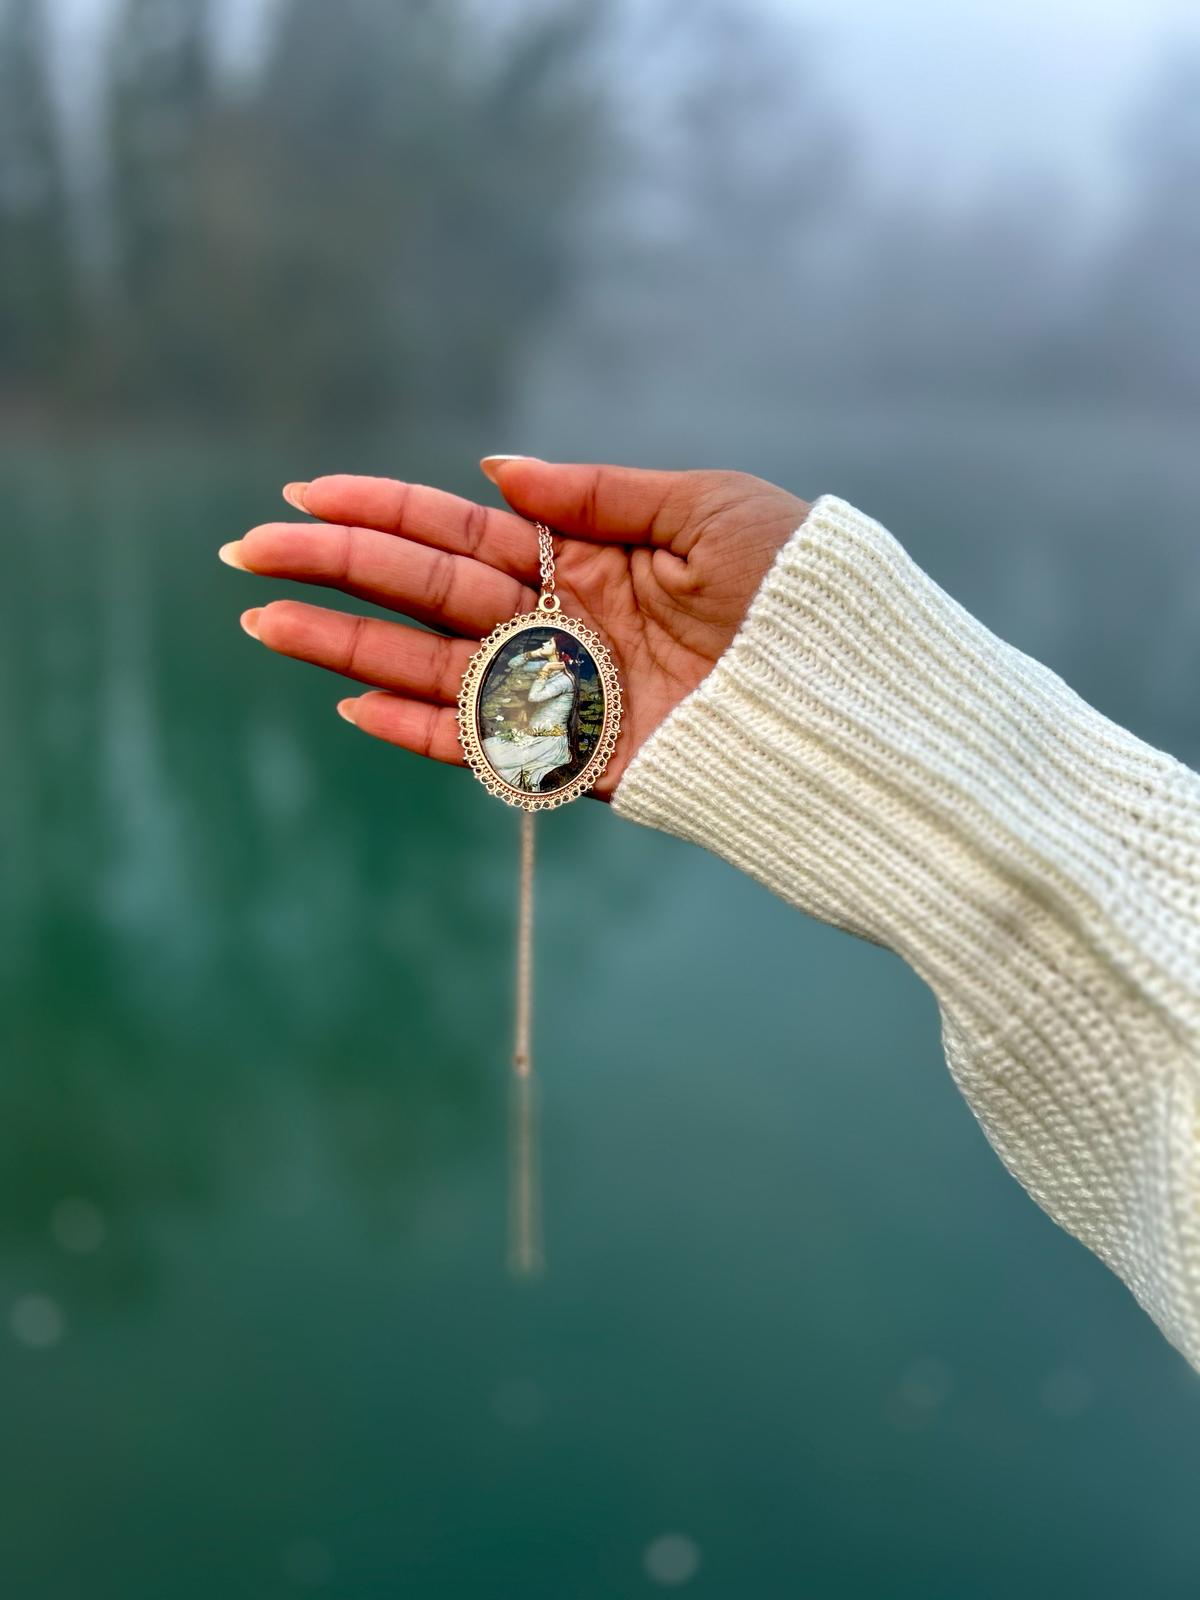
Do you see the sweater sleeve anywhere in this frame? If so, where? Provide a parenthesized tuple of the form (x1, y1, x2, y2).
(608, 492, 1200, 1370)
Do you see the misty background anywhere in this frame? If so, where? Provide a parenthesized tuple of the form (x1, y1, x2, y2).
(2, 1, 1199, 1597)
(6, 0, 1200, 425)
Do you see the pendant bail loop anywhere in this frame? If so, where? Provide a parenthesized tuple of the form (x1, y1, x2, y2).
(536, 592, 561, 613)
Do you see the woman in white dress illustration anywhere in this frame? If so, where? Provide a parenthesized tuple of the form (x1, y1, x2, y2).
(481, 636, 580, 793)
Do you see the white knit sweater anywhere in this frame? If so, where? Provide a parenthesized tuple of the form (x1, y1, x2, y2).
(608, 493, 1200, 1371)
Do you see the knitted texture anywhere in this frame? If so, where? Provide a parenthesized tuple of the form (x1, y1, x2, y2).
(609, 493, 1200, 1369)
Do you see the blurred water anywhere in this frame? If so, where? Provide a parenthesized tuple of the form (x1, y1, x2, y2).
(2, 408, 1199, 1598)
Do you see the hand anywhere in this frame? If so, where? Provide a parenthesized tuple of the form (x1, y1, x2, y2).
(220, 458, 810, 800)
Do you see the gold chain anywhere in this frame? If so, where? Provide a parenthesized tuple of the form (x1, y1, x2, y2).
(510, 806, 542, 1276)
(536, 522, 560, 613)
(514, 807, 534, 1079)
(508, 517, 557, 1278)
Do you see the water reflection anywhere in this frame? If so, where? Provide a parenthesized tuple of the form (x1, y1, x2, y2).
(0, 448, 613, 1297)
(1, 423, 1198, 1598)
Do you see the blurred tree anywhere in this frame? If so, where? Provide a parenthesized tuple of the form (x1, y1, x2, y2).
(102, 0, 216, 408)
(844, 176, 1074, 400)
(222, 0, 609, 427)
(3, 0, 1195, 425)
(0, 0, 78, 400)
(79, 0, 608, 429)
(537, 0, 861, 406)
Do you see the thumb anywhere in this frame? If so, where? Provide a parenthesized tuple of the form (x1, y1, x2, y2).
(479, 455, 703, 550)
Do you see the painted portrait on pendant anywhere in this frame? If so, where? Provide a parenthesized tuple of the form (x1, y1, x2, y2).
(475, 627, 605, 795)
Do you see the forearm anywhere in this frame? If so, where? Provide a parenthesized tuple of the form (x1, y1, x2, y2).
(610, 493, 1200, 1368)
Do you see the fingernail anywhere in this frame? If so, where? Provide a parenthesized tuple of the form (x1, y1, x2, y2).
(240, 608, 262, 640)
(219, 541, 249, 571)
(480, 454, 531, 485)
(282, 481, 310, 512)
(337, 698, 359, 725)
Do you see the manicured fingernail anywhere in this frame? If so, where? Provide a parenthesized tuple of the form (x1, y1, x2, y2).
(240, 608, 262, 640)
(337, 698, 359, 725)
(219, 541, 249, 571)
(480, 454, 530, 485)
(282, 481, 310, 512)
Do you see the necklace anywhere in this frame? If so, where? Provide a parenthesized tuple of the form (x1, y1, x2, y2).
(457, 522, 623, 1277)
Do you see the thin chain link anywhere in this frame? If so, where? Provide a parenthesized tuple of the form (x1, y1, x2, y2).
(508, 520, 555, 1278)
(513, 806, 534, 1079)
(536, 521, 556, 600)
(510, 806, 542, 1276)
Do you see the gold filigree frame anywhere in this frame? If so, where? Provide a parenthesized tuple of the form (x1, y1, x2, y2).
(457, 610, 623, 810)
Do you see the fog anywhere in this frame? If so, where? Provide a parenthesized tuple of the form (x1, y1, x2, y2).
(5, 0, 1198, 432)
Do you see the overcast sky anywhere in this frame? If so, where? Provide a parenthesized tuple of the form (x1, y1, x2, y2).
(768, 0, 1196, 214)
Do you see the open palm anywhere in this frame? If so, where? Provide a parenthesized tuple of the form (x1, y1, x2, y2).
(221, 457, 810, 800)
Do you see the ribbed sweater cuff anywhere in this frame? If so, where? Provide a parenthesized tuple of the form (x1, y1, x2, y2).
(609, 492, 1200, 1366)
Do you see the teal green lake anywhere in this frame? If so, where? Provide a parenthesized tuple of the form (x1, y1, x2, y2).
(2, 409, 1198, 1597)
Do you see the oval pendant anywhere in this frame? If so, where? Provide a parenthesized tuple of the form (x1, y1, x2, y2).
(457, 608, 623, 809)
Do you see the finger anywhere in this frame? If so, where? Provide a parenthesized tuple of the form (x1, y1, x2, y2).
(246, 599, 476, 701)
(338, 690, 465, 767)
(481, 456, 719, 553)
(230, 522, 536, 637)
(290, 475, 542, 583)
